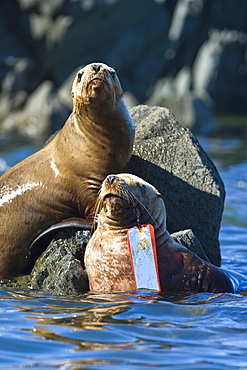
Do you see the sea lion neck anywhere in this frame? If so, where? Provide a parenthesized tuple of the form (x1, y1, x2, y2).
(73, 96, 108, 114)
(73, 97, 124, 127)
(98, 217, 137, 233)
(98, 210, 138, 231)
(155, 225, 170, 248)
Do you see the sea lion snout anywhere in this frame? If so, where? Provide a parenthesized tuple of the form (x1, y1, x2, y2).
(99, 174, 166, 227)
(91, 64, 101, 73)
(72, 62, 123, 106)
(101, 174, 120, 196)
(106, 174, 116, 186)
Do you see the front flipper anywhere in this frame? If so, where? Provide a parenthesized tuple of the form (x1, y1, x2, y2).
(157, 242, 236, 293)
(29, 218, 93, 271)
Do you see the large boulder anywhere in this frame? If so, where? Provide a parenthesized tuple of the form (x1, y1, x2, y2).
(128, 105, 224, 266)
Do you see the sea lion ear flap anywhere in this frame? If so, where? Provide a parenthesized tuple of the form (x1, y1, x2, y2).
(156, 191, 164, 202)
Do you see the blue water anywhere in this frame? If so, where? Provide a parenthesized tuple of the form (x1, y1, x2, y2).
(0, 137, 247, 370)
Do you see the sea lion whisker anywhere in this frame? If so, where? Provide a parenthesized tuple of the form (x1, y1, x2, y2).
(92, 214, 100, 232)
(123, 188, 141, 224)
(124, 188, 159, 228)
(119, 187, 142, 223)
(117, 186, 139, 219)
(93, 195, 104, 229)
(119, 185, 131, 201)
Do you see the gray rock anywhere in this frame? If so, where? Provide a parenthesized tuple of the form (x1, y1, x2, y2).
(128, 105, 224, 266)
(1, 230, 91, 295)
(28, 230, 90, 295)
(146, 73, 216, 135)
(0, 79, 71, 145)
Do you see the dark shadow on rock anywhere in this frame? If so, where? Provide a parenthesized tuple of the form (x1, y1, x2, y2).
(128, 155, 222, 266)
(128, 105, 225, 266)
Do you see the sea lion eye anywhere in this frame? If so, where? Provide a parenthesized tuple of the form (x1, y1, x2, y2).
(140, 184, 146, 194)
(77, 72, 83, 82)
(109, 70, 116, 79)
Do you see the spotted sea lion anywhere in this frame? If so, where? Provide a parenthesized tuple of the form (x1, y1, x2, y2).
(84, 173, 235, 293)
(0, 63, 135, 279)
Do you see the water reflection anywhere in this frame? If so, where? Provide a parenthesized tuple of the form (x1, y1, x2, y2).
(197, 136, 247, 167)
(1, 286, 247, 369)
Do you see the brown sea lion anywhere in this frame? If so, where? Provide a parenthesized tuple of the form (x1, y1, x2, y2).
(0, 63, 135, 279)
(84, 173, 235, 293)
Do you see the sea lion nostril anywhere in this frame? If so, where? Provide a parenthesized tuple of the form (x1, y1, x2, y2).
(107, 175, 116, 186)
(92, 64, 101, 73)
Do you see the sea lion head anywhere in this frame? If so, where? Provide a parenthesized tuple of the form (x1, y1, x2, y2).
(71, 62, 123, 110)
(97, 174, 169, 242)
